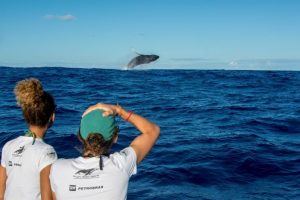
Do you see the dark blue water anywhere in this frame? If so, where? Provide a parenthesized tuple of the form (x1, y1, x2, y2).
(0, 66, 300, 199)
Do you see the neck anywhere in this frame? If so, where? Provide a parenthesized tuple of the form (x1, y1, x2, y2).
(28, 125, 47, 139)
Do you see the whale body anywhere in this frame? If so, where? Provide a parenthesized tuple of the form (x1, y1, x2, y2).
(127, 54, 159, 68)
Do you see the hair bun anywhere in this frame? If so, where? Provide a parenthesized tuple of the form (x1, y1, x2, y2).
(14, 78, 44, 107)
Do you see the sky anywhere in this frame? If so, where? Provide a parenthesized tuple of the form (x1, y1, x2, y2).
(0, 0, 300, 70)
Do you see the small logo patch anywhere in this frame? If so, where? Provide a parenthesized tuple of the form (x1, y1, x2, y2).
(47, 152, 56, 159)
(69, 185, 76, 191)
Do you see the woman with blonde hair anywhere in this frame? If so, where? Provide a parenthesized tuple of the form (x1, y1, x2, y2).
(0, 78, 57, 200)
(50, 103, 160, 200)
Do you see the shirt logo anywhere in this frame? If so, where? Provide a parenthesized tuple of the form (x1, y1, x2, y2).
(69, 184, 104, 192)
(13, 146, 25, 157)
(47, 152, 56, 159)
(8, 160, 22, 167)
(73, 168, 99, 179)
(14, 146, 25, 154)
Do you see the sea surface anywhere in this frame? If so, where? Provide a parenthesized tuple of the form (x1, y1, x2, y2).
(0, 66, 299, 200)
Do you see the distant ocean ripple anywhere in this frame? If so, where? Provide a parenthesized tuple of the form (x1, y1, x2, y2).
(0, 67, 299, 200)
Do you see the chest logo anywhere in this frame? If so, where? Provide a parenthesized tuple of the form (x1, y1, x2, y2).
(13, 146, 25, 157)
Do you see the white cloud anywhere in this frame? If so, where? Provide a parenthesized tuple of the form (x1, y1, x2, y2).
(44, 14, 76, 21)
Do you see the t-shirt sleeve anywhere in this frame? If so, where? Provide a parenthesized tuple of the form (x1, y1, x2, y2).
(1, 142, 9, 168)
(39, 146, 57, 172)
(114, 147, 137, 177)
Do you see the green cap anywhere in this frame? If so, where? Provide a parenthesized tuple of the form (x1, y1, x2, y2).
(80, 109, 117, 141)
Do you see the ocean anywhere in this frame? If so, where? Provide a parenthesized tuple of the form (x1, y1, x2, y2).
(0, 66, 299, 199)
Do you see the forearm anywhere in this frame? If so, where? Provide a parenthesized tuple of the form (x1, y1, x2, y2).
(0, 166, 6, 200)
(40, 165, 53, 200)
(117, 105, 160, 164)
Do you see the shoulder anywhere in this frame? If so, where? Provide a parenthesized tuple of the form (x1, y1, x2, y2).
(51, 158, 74, 170)
(36, 142, 57, 160)
(1, 138, 17, 164)
(111, 147, 136, 161)
(34, 140, 56, 155)
(3, 136, 21, 147)
(33, 141, 57, 171)
(50, 158, 75, 176)
(110, 147, 137, 176)
(53, 158, 72, 166)
(35, 139, 54, 149)
(1, 137, 20, 152)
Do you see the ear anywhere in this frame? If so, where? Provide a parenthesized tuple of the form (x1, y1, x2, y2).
(51, 113, 55, 122)
(46, 113, 55, 129)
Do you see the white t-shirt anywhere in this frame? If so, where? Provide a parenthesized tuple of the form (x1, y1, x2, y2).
(1, 136, 57, 200)
(50, 147, 137, 200)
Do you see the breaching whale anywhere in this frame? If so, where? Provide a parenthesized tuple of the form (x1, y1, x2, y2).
(127, 53, 159, 68)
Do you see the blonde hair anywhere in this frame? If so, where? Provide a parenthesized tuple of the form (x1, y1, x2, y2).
(14, 78, 56, 127)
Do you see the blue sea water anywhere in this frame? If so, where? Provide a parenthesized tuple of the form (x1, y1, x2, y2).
(0, 66, 300, 200)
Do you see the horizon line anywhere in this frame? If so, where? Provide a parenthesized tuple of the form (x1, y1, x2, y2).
(1, 65, 300, 72)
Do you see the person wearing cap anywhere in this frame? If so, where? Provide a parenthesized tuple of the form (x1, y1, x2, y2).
(49, 103, 160, 200)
